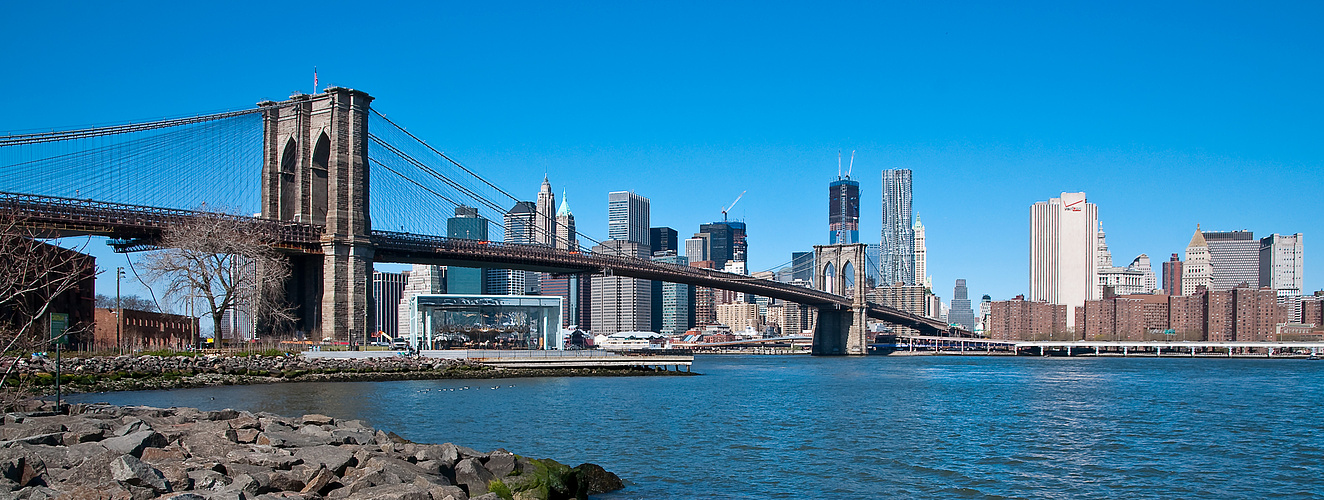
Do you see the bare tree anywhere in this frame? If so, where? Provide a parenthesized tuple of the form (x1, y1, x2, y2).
(0, 210, 98, 406)
(140, 214, 296, 341)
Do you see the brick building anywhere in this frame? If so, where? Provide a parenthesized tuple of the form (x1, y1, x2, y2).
(1168, 293, 1206, 340)
(988, 295, 1068, 341)
(1078, 296, 1149, 340)
(0, 241, 96, 349)
(94, 308, 200, 351)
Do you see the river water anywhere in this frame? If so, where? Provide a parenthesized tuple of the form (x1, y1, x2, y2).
(66, 355, 1324, 499)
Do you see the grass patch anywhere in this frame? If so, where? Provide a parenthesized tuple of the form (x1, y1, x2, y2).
(140, 349, 201, 357)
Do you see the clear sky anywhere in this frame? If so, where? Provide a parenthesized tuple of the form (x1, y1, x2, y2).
(3, 1, 1321, 306)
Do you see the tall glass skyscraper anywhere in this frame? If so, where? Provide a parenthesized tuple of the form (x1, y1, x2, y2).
(608, 191, 651, 248)
(829, 177, 860, 244)
(880, 169, 915, 286)
(446, 206, 488, 294)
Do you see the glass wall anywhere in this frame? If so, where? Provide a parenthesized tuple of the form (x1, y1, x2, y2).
(408, 295, 563, 350)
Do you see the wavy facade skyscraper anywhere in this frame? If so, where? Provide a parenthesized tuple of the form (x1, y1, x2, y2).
(880, 169, 915, 286)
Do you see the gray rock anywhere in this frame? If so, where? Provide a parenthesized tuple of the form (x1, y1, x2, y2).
(452, 458, 495, 497)
(346, 483, 431, 500)
(265, 470, 305, 492)
(330, 428, 373, 445)
(299, 466, 334, 495)
(293, 445, 355, 475)
(0, 432, 63, 447)
(576, 462, 625, 494)
(110, 454, 170, 493)
(484, 450, 515, 477)
(159, 494, 207, 500)
(102, 430, 167, 457)
(470, 493, 501, 500)
(454, 445, 488, 461)
(206, 410, 240, 421)
(187, 469, 231, 491)
(299, 414, 334, 426)
(226, 449, 302, 470)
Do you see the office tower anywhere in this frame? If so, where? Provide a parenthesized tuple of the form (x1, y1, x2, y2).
(1260, 233, 1304, 297)
(729, 221, 748, 263)
(913, 216, 928, 287)
(590, 240, 652, 334)
(881, 169, 915, 286)
(652, 251, 691, 335)
(949, 279, 975, 330)
(446, 206, 488, 294)
(1203, 229, 1258, 291)
(1182, 226, 1212, 295)
(555, 195, 577, 251)
(685, 237, 709, 263)
(716, 303, 761, 334)
(1162, 254, 1183, 295)
(698, 223, 735, 268)
(829, 176, 860, 244)
(1029, 192, 1099, 328)
(690, 260, 717, 326)
(865, 244, 881, 287)
(397, 264, 445, 340)
(791, 252, 815, 285)
(535, 176, 555, 246)
(650, 227, 679, 253)
(503, 201, 538, 295)
(372, 271, 407, 339)
(608, 191, 651, 247)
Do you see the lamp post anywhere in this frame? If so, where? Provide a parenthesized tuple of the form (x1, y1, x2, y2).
(116, 267, 125, 354)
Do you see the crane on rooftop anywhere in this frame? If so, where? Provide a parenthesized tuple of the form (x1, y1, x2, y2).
(722, 190, 746, 222)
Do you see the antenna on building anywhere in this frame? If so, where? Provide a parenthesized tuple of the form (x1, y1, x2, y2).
(846, 150, 856, 179)
(837, 150, 842, 179)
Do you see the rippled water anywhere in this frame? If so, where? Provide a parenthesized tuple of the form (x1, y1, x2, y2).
(66, 356, 1324, 499)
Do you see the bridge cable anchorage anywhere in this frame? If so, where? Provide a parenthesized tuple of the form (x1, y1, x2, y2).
(0, 104, 292, 147)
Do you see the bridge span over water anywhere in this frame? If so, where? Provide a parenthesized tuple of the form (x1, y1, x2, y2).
(1, 88, 956, 354)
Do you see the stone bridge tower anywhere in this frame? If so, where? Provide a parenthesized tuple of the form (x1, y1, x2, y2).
(259, 88, 374, 344)
(812, 243, 869, 355)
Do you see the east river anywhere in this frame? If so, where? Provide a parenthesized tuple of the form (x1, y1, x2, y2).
(66, 355, 1324, 499)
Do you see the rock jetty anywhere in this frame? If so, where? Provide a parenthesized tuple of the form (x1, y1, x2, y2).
(9, 353, 689, 395)
(0, 403, 623, 499)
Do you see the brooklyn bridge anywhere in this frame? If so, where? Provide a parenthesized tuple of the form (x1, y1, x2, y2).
(0, 88, 960, 355)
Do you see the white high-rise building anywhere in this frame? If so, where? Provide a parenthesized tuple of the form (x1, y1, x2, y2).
(684, 236, 708, 263)
(535, 176, 555, 246)
(1128, 254, 1158, 294)
(1029, 192, 1098, 328)
(590, 240, 652, 334)
(1260, 233, 1304, 297)
(1182, 226, 1212, 295)
(608, 191, 650, 248)
(913, 216, 929, 288)
(398, 264, 445, 341)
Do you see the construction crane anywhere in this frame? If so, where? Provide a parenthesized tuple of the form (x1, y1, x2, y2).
(722, 190, 746, 222)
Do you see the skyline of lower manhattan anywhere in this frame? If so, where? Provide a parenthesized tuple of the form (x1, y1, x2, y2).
(5, 4, 1324, 499)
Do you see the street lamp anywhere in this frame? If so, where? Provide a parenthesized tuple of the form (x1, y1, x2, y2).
(116, 267, 125, 354)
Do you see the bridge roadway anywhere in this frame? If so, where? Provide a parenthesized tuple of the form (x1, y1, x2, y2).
(1, 191, 950, 335)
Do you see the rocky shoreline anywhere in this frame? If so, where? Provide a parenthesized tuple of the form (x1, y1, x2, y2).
(7, 354, 693, 395)
(0, 402, 622, 499)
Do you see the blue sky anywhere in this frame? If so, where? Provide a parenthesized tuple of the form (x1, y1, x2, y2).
(3, 1, 1321, 305)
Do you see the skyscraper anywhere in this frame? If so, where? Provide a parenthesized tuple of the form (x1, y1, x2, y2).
(503, 201, 538, 295)
(1161, 253, 1183, 295)
(608, 191, 650, 248)
(1182, 226, 1212, 295)
(1029, 192, 1099, 328)
(881, 169, 915, 286)
(446, 206, 488, 294)
(1260, 233, 1304, 297)
(684, 236, 708, 263)
(650, 227, 678, 254)
(828, 176, 860, 244)
(791, 252, 815, 285)
(698, 222, 735, 268)
(535, 176, 555, 246)
(913, 216, 928, 287)
(554, 195, 577, 251)
(1203, 229, 1258, 290)
(373, 271, 407, 339)
(949, 279, 976, 330)
(591, 240, 651, 334)
(651, 251, 691, 335)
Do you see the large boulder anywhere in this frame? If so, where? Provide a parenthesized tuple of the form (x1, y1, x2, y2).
(102, 430, 167, 457)
(110, 454, 170, 493)
(453, 458, 495, 497)
(575, 463, 624, 494)
(293, 445, 356, 475)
